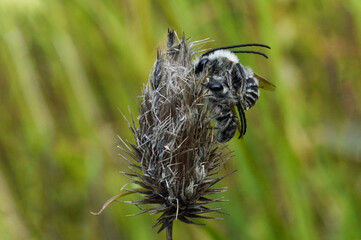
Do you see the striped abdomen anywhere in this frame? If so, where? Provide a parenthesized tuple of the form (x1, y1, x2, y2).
(243, 77, 260, 110)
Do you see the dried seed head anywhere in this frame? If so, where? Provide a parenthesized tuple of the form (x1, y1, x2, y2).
(118, 30, 233, 234)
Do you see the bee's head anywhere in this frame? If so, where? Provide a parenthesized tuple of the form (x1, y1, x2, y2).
(194, 52, 234, 76)
(204, 76, 229, 97)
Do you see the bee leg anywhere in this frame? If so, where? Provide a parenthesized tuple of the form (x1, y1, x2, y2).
(226, 61, 233, 70)
(218, 114, 233, 132)
(236, 103, 247, 138)
(230, 63, 246, 92)
(213, 111, 228, 130)
(236, 63, 247, 79)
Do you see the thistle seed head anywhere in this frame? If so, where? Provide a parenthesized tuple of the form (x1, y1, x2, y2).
(119, 30, 233, 234)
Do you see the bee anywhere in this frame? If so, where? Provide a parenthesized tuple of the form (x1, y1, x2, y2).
(195, 43, 275, 143)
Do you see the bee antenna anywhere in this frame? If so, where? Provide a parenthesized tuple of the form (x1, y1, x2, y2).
(201, 43, 270, 57)
(231, 50, 269, 59)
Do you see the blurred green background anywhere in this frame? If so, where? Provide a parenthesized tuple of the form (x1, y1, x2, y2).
(1, 0, 360, 239)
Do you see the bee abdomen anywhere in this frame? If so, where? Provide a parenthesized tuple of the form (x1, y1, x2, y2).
(244, 78, 260, 110)
(213, 106, 238, 143)
(216, 115, 238, 143)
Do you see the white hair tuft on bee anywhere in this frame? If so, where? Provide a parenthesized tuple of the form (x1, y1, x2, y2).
(207, 50, 239, 63)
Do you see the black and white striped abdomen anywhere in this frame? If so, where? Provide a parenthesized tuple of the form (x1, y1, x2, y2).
(243, 77, 260, 110)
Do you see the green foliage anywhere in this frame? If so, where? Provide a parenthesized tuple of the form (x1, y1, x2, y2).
(0, 0, 360, 239)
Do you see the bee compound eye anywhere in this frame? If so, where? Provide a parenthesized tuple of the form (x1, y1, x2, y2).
(208, 80, 223, 92)
(195, 58, 209, 74)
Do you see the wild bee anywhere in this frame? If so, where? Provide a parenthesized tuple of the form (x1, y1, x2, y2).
(195, 44, 275, 143)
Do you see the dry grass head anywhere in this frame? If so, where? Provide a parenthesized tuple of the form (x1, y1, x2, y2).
(96, 30, 233, 236)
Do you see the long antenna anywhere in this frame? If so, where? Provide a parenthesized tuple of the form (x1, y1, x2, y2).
(202, 43, 270, 57)
(231, 50, 268, 59)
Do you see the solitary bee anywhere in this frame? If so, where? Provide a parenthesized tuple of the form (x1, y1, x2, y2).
(195, 44, 275, 143)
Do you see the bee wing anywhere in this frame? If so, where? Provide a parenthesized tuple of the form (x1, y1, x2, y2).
(231, 103, 247, 139)
(254, 73, 276, 91)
